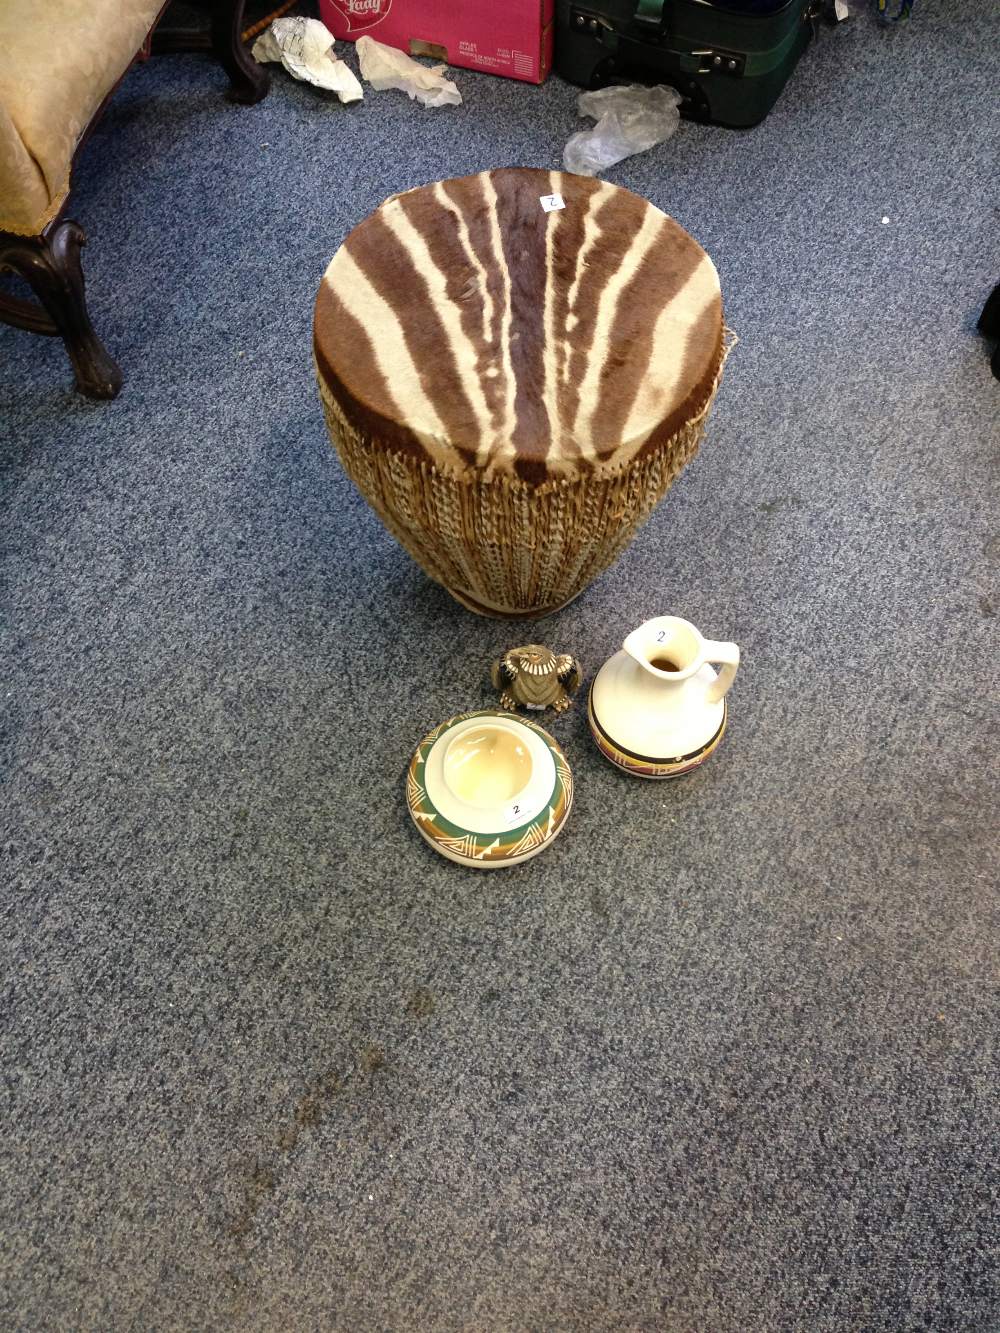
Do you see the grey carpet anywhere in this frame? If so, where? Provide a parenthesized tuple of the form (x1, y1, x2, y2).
(1, 3, 998, 1329)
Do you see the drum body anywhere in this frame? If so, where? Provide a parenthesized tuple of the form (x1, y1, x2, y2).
(314, 169, 726, 618)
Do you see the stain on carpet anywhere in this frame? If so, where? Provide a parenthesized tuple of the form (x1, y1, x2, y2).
(228, 1161, 277, 1239)
(758, 495, 802, 516)
(359, 1044, 386, 1076)
(406, 987, 435, 1018)
(589, 885, 610, 921)
(225, 1053, 379, 1239)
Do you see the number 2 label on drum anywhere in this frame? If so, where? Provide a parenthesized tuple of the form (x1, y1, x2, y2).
(657, 631, 666, 642)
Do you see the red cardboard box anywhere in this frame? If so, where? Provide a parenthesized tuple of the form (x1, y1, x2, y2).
(318, 0, 554, 85)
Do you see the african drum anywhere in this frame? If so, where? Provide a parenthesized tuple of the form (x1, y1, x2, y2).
(314, 168, 726, 619)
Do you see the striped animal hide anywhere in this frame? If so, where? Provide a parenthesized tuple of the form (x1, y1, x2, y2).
(314, 168, 723, 487)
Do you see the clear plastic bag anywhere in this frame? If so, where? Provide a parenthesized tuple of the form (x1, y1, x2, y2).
(563, 84, 682, 177)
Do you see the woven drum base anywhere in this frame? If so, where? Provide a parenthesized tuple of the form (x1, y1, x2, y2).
(318, 380, 717, 619)
(314, 169, 727, 617)
(444, 584, 584, 621)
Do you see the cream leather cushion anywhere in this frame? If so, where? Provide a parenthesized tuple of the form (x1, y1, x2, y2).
(0, 0, 162, 234)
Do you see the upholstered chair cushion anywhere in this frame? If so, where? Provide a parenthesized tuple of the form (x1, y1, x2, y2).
(0, 0, 163, 234)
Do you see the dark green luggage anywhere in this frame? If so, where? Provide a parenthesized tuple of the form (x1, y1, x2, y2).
(555, 0, 821, 128)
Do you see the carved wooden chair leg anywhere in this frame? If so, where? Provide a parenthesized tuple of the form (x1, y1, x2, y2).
(0, 221, 123, 399)
(211, 0, 270, 104)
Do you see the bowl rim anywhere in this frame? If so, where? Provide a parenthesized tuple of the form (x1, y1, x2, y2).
(433, 715, 555, 831)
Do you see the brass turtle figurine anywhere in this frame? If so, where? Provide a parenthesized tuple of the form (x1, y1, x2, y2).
(491, 644, 582, 714)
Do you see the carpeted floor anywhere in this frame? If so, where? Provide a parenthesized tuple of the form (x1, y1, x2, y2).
(1, 3, 998, 1329)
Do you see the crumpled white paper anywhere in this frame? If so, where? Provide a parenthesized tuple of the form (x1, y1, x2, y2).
(252, 17, 363, 104)
(563, 84, 682, 177)
(355, 35, 462, 108)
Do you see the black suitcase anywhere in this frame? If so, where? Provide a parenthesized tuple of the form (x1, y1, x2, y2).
(555, 0, 821, 128)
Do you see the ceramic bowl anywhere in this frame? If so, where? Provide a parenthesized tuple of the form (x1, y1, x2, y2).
(407, 711, 573, 868)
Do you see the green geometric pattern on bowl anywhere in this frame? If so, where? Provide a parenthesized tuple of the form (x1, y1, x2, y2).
(407, 710, 573, 865)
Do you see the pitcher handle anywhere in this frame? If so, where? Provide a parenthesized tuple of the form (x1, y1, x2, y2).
(703, 641, 740, 705)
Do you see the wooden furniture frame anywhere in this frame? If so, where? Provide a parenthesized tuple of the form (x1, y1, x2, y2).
(0, 0, 269, 399)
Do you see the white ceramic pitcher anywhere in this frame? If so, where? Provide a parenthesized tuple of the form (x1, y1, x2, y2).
(588, 616, 740, 779)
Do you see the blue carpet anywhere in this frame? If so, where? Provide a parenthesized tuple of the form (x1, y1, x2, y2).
(1, 4, 998, 1329)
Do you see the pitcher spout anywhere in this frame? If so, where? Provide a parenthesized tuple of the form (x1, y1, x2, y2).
(623, 617, 702, 680)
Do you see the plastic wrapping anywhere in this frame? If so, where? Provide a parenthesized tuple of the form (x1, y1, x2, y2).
(563, 84, 682, 177)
